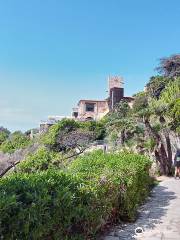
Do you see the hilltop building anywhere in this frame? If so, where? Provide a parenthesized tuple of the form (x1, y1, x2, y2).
(39, 76, 134, 132)
(72, 76, 134, 121)
(73, 100, 109, 121)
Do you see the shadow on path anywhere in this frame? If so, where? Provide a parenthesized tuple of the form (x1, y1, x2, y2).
(102, 184, 176, 240)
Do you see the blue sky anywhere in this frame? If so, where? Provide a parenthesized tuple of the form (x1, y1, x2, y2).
(0, 0, 180, 131)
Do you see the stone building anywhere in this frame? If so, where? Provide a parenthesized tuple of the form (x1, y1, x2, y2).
(72, 76, 134, 121)
(75, 100, 109, 121)
(39, 76, 134, 132)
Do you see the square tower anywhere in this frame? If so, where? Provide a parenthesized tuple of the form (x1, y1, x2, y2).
(108, 76, 123, 92)
(108, 76, 124, 109)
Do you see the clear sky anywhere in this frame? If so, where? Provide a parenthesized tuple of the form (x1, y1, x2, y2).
(0, 0, 180, 132)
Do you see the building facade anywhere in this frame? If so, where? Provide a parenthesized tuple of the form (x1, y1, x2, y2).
(72, 76, 134, 121)
(76, 100, 109, 121)
(40, 76, 134, 132)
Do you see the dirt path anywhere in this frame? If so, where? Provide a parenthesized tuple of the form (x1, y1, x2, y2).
(102, 177, 180, 240)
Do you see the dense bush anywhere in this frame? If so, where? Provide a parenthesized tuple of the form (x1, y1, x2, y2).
(0, 151, 151, 239)
(0, 171, 95, 240)
(69, 151, 152, 220)
(0, 131, 31, 154)
(42, 119, 80, 147)
(42, 119, 106, 152)
(17, 147, 63, 173)
(0, 127, 10, 145)
(79, 121, 106, 140)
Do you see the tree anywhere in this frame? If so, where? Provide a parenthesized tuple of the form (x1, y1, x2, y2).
(106, 100, 135, 146)
(79, 120, 106, 140)
(56, 129, 95, 153)
(145, 76, 171, 99)
(42, 119, 96, 155)
(170, 98, 180, 133)
(156, 54, 180, 78)
(42, 119, 80, 148)
(133, 92, 172, 175)
(0, 127, 10, 145)
(133, 78, 180, 175)
(0, 131, 31, 154)
(150, 78, 180, 132)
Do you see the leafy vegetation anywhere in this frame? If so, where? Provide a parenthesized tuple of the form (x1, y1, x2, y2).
(106, 55, 180, 175)
(17, 147, 63, 173)
(0, 127, 10, 145)
(156, 54, 180, 78)
(0, 131, 31, 154)
(0, 151, 151, 239)
(41, 118, 105, 154)
(0, 53, 179, 239)
(105, 100, 136, 148)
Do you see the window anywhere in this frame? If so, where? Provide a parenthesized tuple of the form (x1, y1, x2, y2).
(85, 103, 95, 112)
(72, 111, 78, 118)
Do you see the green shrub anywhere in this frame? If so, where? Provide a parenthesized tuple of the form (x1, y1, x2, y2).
(0, 151, 152, 239)
(79, 121, 106, 140)
(69, 150, 152, 220)
(41, 119, 80, 146)
(0, 171, 97, 239)
(0, 131, 31, 154)
(0, 127, 10, 145)
(17, 147, 63, 173)
(41, 119, 106, 152)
